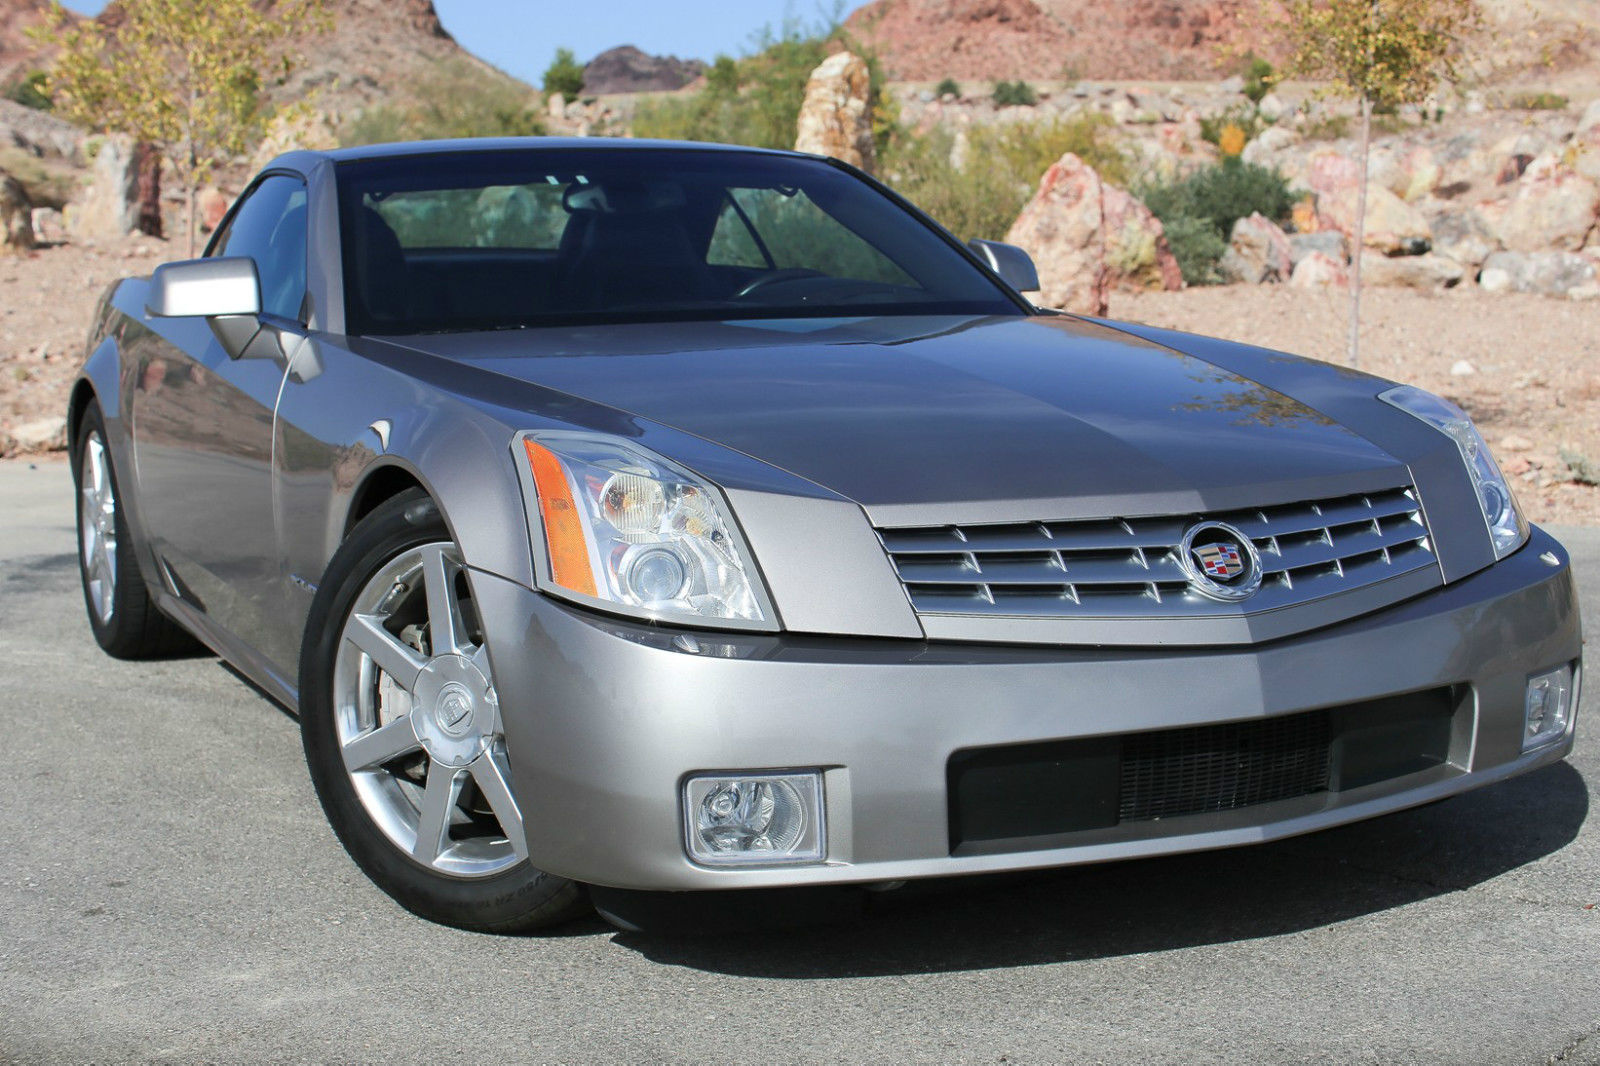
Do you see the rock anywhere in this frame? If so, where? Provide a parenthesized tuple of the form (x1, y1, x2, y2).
(1289, 250, 1348, 288)
(547, 92, 566, 119)
(1575, 99, 1600, 182)
(1450, 360, 1477, 376)
(67, 134, 142, 241)
(1500, 434, 1534, 452)
(1004, 152, 1182, 314)
(1, 171, 33, 255)
(1428, 208, 1499, 273)
(1478, 250, 1598, 297)
(1289, 231, 1348, 267)
(1359, 251, 1464, 290)
(1257, 92, 1286, 123)
(1220, 75, 1245, 94)
(1317, 185, 1433, 255)
(794, 51, 876, 174)
(29, 205, 63, 244)
(582, 45, 704, 95)
(1219, 212, 1293, 283)
(1369, 145, 1440, 202)
(198, 188, 231, 234)
(1495, 153, 1600, 253)
(5, 416, 66, 451)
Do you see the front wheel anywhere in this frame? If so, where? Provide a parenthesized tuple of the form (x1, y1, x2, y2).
(298, 491, 586, 932)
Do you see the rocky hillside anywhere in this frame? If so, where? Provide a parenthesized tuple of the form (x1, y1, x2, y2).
(582, 45, 704, 95)
(844, 0, 1254, 82)
(0, 0, 68, 85)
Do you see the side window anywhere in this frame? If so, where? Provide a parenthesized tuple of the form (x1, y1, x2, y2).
(210, 175, 309, 322)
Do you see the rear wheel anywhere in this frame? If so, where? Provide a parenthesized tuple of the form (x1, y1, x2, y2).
(73, 402, 198, 659)
(299, 491, 586, 932)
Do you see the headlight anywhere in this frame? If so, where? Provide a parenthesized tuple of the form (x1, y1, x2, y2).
(1380, 385, 1528, 560)
(513, 432, 776, 630)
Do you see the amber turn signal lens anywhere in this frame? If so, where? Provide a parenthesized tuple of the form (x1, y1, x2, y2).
(522, 438, 597, 597)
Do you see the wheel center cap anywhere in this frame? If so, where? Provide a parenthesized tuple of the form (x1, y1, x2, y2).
(409, 655, 495, 767)
(436, 683, 475, 736)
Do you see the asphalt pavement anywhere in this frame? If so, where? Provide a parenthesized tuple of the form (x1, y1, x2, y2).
(1, 455, 1596, 1065)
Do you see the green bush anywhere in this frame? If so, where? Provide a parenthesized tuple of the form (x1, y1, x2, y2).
(543, 47, 585, 98)
(3, 70, 51, 111)
(1509, 91, 1568, 111)
(935, 77, 960, 98)
(343, 57, 544, 144)
(1243, 56, 1275, 104)
(1138, 157, 1294, 284)
(632, 23, 894, 154)
(880, 114, 1127, 241)
(992, 80, 1038, 107)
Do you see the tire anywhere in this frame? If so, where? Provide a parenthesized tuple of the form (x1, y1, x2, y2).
(298, 490, 586, 933)
(73, 401, 199, 660)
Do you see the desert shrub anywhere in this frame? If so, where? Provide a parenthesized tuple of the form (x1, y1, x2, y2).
(3, 70, 51, 111)
(1509, 91, 1568, 111)
(543, 47, 585, 98)
(633, 22, 894, 154)
(992, 79, 1039, 107)
(879, 114, 1127, 240)
(343, 57, 543, 144)
(1138, 157, 1294, 284)
(1199, 103, 1265, 147)
(935, 77, 960, 98)
(1242, 56, 1275, 104)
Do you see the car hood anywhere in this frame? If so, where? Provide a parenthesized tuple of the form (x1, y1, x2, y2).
(381, 315, 1407, 525)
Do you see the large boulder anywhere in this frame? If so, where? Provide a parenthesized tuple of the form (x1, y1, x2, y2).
(1478, 250, 1598, 297)
(1289, 230, 1348, 267)
(794, 51, 875, 174)
(1, 171, 33, 255)
(1427, 208, 1499, 274)
(1574, 100, 1600, 183)
(1290, 251, 1348, 288)
(1307, 150, 1431, 254)
(1219, 212, 1292, 283)
(1368, 144, 1440, 203)
(1359, 251, 1465, 291)
(1004, 152, 1182, 314)
(1494, 153, 1600, 253)
(66, 134, 143, 240)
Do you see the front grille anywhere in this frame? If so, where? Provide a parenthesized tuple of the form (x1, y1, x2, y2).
(1119, 713, 1331, 822)
(946, 688, 1459, 853)
(879, 486, 1435, 619)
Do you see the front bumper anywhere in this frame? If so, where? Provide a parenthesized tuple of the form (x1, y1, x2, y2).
(473, 526, 1582, 891)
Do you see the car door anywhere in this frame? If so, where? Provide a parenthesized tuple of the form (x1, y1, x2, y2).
(129, 174, 309, 679)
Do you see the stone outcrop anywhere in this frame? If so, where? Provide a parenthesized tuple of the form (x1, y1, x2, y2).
(1478, 250, 1599, 298)
(1494, 153, 1600, 253)
(794, 51, 876, 174)
(582, 45, 704, 95)
(1290, 251, 1348, 288)
(65, 135, 139, 241)
(1428, 208, 1500, 273)
(1219, 212, 1292, 284)
(1005, 152, 1182, 314)
(1359, 251, 1465, 291)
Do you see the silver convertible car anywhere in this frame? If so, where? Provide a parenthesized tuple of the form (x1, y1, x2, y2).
(70, 138, 1581, 932)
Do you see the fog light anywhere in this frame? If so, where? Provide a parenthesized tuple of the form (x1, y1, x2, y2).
(1524, 665, 1575, 752)
(684, 772, 825, 866)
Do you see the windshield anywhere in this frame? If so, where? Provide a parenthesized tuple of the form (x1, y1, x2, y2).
(335, 147, 1023, 334)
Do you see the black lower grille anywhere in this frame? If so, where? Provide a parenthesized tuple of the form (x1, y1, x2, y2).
(948, 688, 1458, 853)
(1119, 713, 1332, 822)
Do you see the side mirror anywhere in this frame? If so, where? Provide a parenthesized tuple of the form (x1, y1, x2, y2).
(967, 239, 1040, 294)
(146, 257, 261, 319)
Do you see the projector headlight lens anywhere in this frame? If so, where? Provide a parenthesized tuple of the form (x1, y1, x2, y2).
(1380, 385, 1528, 560)
(514, 432, 775, 630)
(684, 772, 825, 866)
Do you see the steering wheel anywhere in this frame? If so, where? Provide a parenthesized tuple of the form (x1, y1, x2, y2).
(734, 268, 826, 298)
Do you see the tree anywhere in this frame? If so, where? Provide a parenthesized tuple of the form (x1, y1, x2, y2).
(1271, 0, 1480, 367)
(36, 0, 330, 255)
(543, 47, 585, 99)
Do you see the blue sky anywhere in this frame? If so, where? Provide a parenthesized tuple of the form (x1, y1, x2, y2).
(58, 1, 870, 84)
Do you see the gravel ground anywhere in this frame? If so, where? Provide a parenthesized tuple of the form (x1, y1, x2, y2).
(2, 240, 1597, 523)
